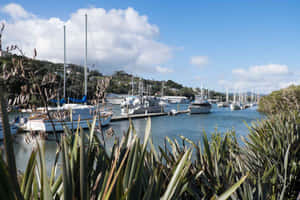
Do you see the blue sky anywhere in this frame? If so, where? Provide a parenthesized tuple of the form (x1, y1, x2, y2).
(1, 0, 300, 93)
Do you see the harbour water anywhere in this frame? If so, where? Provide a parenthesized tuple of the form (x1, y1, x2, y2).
(12, 104, 263, 172)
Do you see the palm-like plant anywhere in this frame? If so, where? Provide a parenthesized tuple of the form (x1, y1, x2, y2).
(0, 114, 248, 199)
(242, 111, 300, 200)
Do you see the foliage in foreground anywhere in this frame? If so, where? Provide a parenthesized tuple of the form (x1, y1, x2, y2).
(1, 112, 300, 199)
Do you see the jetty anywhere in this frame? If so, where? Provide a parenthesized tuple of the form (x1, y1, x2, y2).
(111, 110, 189, 122)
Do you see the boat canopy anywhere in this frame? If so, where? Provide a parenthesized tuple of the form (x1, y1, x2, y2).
(50, 98, 66, 104)
(49, 96, 87, 104)
(68, 95, 87, 103)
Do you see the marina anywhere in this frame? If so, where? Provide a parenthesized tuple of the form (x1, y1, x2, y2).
(1, 1, 298, 199)
(12, 103, 262, 172)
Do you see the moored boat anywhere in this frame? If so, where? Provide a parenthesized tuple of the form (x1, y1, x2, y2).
(18, 106, 112, 132)
(188, 92, 212, 114)
(217, 102, 230, 107)
(189, 101, 212, 114)
(230, 102, 242, 111)
(105, 93, 127, 105)
(121, 96, 163, 115)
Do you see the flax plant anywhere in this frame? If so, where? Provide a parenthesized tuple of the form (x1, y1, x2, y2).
(0, 113, 248, 199)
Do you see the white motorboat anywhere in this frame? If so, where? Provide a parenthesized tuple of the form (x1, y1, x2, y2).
(230, 103, 242, 111)
(217, 102, 229, 107)
(169, 109, 178, 115)
(189, 92, 212, 114)
(189, 100, 212, 114)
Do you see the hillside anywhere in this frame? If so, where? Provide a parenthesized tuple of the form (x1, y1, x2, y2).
(0, 54, 225, 107)
(258, 85, 300, 114)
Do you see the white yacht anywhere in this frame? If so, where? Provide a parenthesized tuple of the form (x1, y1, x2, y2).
(217, 102, 229, 108)
(189, 99, 212, 114)
(230, 103, 242, 111)
(189, 93, 212, 114)
(19, 105, 112, 132)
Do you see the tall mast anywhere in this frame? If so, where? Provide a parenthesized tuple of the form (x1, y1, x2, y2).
(207, 88, 209, 99)
(131, 76, 134, 95)
(63, 25, 66, 98)
(84, 14, 87, 97)
(161, 81, 164, 96)
(226, 88, 229, 102)
(201, 83, 204, 100)
(233, 89, 236, 102)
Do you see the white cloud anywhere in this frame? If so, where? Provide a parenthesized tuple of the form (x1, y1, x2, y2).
(190, 56, 208, 67)
(1, 3, 32, 20)
(232, 64, 289, 77)
(219, 64, 298, 93)
(0, 4, 172, 74)
(155, 66, 173, 73)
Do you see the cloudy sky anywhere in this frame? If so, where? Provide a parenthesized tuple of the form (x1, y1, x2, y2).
(1, 0, 300, 93)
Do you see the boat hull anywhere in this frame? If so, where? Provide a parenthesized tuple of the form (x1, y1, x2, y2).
(189, 105, 211, 114)
(230, 104, 241, 111)
(106, 98, 123, 105)
(21, 115, 112, 132)
(121, 106, 163, 115)
(217, 102, 230, 107)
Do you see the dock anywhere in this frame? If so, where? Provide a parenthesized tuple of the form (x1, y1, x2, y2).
(111, 110, 189, 122)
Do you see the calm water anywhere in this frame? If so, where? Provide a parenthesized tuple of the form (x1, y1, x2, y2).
(11, 104, 263, 172)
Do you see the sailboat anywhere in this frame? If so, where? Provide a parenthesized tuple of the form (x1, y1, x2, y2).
(19, 15, 112, 132)
(230, 90, 242, 111)
(217, 88, 230, 107)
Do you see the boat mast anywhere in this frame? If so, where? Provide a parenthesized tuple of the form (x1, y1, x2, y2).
(207, 88, 209, 100)
(161, 81, 164, 96)
(84, 14, 88, 98)
(200, 84, 203, 100)
(233, 90, 236, 102)
(131, 75, 134, 95)
(226, 88, 229, 103)
(63, 25, 66, 99)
